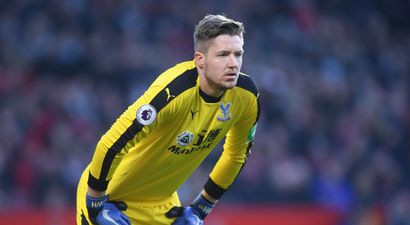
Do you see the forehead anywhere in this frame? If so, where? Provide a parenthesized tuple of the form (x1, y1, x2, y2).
(208, 34, 243, 52)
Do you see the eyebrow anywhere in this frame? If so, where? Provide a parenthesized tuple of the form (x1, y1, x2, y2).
(217, 49, 244, 53)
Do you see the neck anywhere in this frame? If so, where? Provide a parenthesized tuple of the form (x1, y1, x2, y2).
(198, 74, 224, 98)
(199, 87, 223, 103)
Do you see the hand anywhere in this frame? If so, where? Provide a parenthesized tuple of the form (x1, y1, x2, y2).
(86, 194, 130, 225)
(166, 194, 216, 225)
(96, 202, 131, 225)
(167, 206, 203, 225)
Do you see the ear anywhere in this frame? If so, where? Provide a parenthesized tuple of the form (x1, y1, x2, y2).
(194, 52, 205, 69)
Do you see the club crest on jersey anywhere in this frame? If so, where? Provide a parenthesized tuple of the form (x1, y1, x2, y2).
(176, 131, 194, 146)
(136, 104, 157, 125)
(217, 102, 232, 122)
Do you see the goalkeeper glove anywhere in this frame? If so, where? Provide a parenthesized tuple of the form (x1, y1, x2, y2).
(168, 207, 203, 225)
(86, 194, 131, 225)
(167, 194, 216, 225)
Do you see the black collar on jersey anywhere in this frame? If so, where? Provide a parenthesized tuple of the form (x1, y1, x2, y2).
(199, 87, 223, 103)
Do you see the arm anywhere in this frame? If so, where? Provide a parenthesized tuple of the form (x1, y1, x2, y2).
(208, 94, 260, 195)
(85, 104, 138, 225)
(85, 91, 160, 224)
(87, 103, 141, 192)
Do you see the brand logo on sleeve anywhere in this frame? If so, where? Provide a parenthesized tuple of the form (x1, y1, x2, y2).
(136, 104, 157, 125)
(165, 88, 175, 101)
(217, 102, 232, 122)
(190, 109, 199, 119)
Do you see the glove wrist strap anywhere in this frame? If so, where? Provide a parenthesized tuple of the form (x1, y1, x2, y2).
(86, 194, 109, 223)
(86, 194, 108, 210)
(190, 194, 216, 220)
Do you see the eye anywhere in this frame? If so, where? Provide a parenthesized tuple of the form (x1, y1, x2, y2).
(217, 52, 229, 57)
(235, 52, 243, 57)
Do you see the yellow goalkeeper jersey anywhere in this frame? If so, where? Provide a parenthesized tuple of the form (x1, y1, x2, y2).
(85, 60, 260, 202)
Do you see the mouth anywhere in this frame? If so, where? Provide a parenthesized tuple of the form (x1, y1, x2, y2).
(224, 72, 238, 78)
(224, 72, 238, 82)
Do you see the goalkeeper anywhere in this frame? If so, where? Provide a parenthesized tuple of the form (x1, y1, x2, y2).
(76, 14, 260, 225)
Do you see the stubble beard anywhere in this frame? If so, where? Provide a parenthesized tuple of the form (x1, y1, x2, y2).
(203, 66, 238, 95)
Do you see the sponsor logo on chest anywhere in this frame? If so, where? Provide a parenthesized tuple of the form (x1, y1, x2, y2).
(169, 129, 222, 155)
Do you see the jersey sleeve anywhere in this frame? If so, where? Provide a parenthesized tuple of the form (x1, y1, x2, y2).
(87, 86, 162, 191)
(207, 91, 260, 198)
(87, 61, 198, 192)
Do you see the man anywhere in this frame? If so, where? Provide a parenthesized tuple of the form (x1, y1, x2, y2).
(76, 14, 260, 225)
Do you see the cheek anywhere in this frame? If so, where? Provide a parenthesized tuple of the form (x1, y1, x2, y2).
(206, 60, 222, 72)
(215, 59, 227, 70)
(204, 63, 221, 81)
(237, 57, 243, 67)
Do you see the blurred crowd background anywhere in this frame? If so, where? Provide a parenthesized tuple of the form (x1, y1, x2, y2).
(0, 0, 409, 224)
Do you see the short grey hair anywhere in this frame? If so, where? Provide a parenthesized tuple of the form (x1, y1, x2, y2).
(194, 14, 244, 52)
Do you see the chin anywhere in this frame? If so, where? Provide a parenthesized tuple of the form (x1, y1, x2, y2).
(224, 81, 237, 89)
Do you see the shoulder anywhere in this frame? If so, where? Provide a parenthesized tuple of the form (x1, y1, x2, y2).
(165, 61, 198, 92)
(152, 60, 198, 88)
(235, 72, 259, 97)
(148, 60, 198, 112)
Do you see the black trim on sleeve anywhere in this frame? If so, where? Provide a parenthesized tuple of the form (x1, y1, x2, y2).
(88, 66, 198, 191)
(152, 68, 198, 110)
(88, 120, 144, 191)
(88, 171, 109, 192)
(204, 178, 227, 200)
(168, 68, 198, 97)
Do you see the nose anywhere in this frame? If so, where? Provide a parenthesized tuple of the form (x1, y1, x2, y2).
(227, 54, 238, 69)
